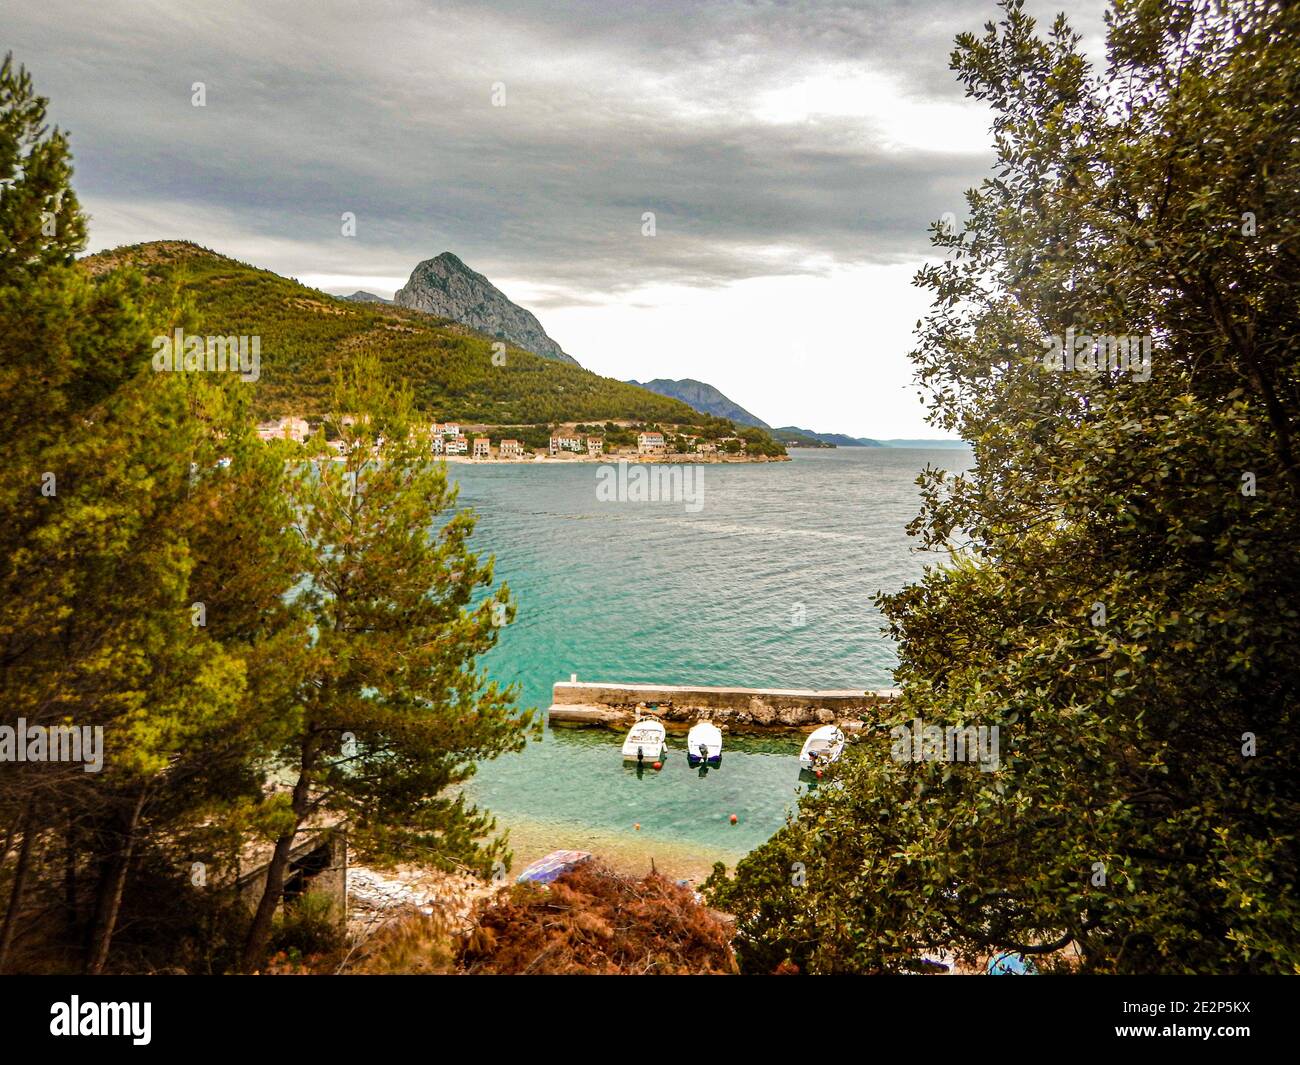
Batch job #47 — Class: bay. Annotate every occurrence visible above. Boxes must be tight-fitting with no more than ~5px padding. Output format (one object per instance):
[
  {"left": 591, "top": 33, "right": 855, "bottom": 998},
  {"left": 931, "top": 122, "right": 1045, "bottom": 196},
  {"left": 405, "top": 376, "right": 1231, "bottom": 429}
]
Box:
[{"left": 449, "top": 446, "right": 974, "bottom": 878}]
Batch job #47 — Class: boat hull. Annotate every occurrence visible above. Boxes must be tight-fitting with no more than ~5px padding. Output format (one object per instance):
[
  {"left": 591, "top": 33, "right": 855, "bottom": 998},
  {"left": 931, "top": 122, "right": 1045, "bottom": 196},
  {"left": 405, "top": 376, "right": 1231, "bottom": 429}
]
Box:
[
  {"left": 798, "top": 725, "right": 845, "bottom": 769},
  {"left": 686, "top": 723, "right": 723, "bottom": 767},
  {"left": 621, "top": 722, "right": 667, "bottom": 762},
  {"left": 623, "top": 745, "right": 666, "bottom": 762}
]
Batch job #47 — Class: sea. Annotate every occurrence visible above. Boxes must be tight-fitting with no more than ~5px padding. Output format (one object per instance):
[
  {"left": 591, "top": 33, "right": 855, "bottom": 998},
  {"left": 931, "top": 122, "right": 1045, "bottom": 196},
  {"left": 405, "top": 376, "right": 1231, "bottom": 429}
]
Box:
[{"left": 448, "top": 446, "right": 974, "bottom": 880}]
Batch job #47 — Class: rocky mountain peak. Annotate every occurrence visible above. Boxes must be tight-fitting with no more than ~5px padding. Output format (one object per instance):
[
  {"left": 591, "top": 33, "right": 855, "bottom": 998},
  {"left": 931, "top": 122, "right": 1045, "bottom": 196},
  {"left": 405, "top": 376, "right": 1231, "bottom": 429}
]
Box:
[{"left": 394, "top": 253, "right": 577, "bottom": 365}]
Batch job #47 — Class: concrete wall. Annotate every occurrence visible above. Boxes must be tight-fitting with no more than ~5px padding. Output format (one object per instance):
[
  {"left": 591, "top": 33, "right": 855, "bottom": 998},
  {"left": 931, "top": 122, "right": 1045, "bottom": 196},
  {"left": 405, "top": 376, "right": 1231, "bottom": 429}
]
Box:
[{"left": 548, "top": 680, "right": 899, "bottom": 733}]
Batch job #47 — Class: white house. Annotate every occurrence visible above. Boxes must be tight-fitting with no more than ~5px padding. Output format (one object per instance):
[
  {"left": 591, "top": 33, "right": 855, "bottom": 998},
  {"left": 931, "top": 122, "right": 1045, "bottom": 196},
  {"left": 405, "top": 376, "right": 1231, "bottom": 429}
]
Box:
[
  {"left": 446, "top": 435, "right": 468, "bottom": 455},
  {"left": 549, "top": 434, "right": 582, "bottom": 455},
  {"left": 586, "top": 436, "right": 604, "bottom": 456},
  {"left": 472, "top": 436, "right": 491, "bottom": 459},
  {"left": 499, "top": 438, "right": 523, "bottom": 460},
  {"left": 256, "top": 416, "right": 310, "bottom": 443},
  {"left": 637, "top": 430, "right": 665, "bottom": 454}
]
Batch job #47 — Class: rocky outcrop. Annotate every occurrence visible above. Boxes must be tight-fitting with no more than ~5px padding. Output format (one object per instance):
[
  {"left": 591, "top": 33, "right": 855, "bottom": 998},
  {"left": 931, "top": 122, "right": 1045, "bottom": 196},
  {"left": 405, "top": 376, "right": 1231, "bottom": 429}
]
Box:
[{"left": 394, "top": 252, "right": 578, "bottom": 365}]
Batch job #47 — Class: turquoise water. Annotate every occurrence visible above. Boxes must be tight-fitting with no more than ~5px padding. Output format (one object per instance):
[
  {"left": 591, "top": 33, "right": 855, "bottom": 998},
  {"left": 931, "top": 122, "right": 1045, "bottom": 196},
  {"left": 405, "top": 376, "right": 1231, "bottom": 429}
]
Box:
[{"left": 449, "top": 447, "right": 974, "bottom": 875}]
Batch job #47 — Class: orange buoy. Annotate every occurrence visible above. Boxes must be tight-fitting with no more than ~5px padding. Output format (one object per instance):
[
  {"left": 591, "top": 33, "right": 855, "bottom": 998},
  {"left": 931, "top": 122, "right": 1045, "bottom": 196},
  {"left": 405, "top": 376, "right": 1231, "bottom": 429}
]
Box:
[
  {"left": 634, "top": 822, "right": 641, "bottom": 831},
  {"left": 652, "top": 761, "right": 662, "bottom": 770},
  {"left": 729, "top": 814, "right": 738, "bottom": 824}
]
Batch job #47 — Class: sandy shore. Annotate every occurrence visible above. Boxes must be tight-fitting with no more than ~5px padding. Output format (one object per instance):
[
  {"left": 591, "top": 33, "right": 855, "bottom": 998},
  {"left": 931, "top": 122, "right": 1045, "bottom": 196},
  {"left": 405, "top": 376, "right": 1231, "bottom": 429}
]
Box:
[{"left": 494, "top": 814, "right": 746, "bottom": 884}]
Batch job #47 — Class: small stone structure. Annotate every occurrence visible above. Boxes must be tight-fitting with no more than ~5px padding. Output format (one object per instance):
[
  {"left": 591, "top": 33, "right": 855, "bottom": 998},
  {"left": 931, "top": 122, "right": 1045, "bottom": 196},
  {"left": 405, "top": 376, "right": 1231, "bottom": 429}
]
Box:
[
  {"left": 548, "top": 680, "right": 899, "bottom": 733},
  {"left": 236, "top": 826, "right": 348, "bottom": 929}
]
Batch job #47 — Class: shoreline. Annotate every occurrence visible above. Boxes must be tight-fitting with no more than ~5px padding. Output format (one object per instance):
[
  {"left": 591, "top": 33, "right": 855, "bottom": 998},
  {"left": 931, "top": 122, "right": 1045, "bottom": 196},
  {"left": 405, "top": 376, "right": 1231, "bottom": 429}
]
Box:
[
  {"left": 441, "top": 453, "right": 790, "bottom": 465},
  {"left": 316, "top": 451, "right": 789, "bottom": 466},
  {"left": 495, "top": 812, "right": 746, "bottom": 883}
]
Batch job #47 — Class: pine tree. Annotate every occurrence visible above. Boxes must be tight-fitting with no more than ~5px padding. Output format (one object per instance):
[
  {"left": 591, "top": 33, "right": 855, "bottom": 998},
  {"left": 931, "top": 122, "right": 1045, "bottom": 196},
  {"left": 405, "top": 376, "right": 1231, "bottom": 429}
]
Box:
[
  {"left": 239, "top": 355, "right": 533, "bottom": 970},
  {"left": 0, "top": 54, "right": 303, "bottom": 972}
]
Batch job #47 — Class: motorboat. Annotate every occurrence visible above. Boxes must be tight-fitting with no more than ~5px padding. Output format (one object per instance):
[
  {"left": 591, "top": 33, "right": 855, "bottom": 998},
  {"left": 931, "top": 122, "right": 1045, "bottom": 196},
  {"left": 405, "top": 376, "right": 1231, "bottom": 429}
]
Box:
[
  {"left": 686, "top": 721, "right": 722, "bottom": 767},
  {"left": 621, "top": 718, "right": 667, "bottom": 764},
  {"left": 798, "top": 725, "right": 845, "bottom": 770}
]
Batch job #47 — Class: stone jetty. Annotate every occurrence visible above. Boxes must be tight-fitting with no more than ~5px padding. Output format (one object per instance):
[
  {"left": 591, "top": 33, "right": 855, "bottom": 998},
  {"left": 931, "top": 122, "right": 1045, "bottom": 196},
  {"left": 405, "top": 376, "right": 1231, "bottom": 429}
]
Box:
[{"left": 548, "top": 679, "right": 899, "bottom": 734}]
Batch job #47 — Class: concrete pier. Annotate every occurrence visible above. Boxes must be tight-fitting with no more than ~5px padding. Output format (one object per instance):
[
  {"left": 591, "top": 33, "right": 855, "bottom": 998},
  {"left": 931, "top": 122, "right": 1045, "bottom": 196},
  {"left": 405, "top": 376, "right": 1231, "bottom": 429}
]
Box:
[{"left": 548, "top": 679, "right": 899, "bottom": 733}]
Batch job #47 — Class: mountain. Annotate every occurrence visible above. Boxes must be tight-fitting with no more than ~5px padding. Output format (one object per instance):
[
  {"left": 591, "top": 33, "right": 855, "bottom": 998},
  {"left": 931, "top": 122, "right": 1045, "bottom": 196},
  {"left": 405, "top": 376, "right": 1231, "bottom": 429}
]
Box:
[
  {"left": 770, "top": 427, "right": 835, "bottom": 447},
  {"left": 774, "top": 427, "right": 882, "bottom": 447},
  {"left": 394, "top": 252, "right": 578, "bottom": 365},
  {"left": 80, "top": 241, "right": 706, "bottom": 426},
  {"left": 340, "top": 290, "right": 391, "bottom": 304},
  {"left": 879, "top": 439, "right": 970, "bottom": 449},
  {"left": 772, "top": 427, "right": 968, "bottom": 448},
  {"left": 627, "top": 378, "right": 770, "bottom": 428}
]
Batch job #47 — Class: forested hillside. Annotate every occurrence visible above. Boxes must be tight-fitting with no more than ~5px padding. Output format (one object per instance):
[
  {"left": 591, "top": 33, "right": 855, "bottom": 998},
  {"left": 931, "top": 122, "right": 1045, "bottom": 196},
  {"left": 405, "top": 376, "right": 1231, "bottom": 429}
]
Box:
[{"left": 82, "top": 241, "right": 706, "bottom": 425}]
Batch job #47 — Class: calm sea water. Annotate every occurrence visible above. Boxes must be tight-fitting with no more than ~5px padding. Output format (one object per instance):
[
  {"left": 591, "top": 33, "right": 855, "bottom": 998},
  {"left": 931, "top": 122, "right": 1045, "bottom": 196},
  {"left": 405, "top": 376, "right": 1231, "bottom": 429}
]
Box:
[{"left": 448, "top": 447, "right": 974, "bottom": 877}]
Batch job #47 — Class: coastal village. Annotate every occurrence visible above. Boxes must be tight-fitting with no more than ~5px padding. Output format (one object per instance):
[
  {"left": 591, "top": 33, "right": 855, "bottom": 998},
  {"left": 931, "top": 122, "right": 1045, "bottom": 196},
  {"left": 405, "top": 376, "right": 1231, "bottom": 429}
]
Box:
[{"left": 253, "top": 416, "right": 788, "bottom": 462}]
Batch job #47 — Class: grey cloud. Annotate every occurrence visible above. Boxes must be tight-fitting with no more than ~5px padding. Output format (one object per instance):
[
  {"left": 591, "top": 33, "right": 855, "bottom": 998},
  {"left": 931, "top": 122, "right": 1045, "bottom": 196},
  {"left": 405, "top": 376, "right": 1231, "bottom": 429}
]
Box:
[{"left": 9, "top": 0, "right": 1105, "bottom": 295}]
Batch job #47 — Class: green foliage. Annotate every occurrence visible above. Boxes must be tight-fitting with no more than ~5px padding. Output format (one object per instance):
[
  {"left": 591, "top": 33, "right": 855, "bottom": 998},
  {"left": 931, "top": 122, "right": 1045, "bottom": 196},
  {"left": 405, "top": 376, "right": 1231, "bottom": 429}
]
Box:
[
  {"left": 736, "top": 428, "right": 785, "bottom": 457},
  {"left": 602, "top": 426, "right": 637, "bottom": 448},
  {"left": 269, "top": 891, "right": 343, "bottom": 959},
  {"left": 0, "top": 57, "right": 534, "bottom": 975},
  {"left": 489, "top": 424, "right": 552, "bottom": 450},
  {"left": 0, "top": 53, "right": 85, "bottom": 280},
  {"left": 238, "top": 354, "right": 536, "bottom": 969},
  {"left": 284, "top": 356, "right": 534, "bottom": 872},
  {"left": 770, "top": 427, "right": 835, "bottom": 448},
  {"left": 0, "top": 53, "right": 305, "bottom": 974},
  {"left": 710, "top": 0, "right": 1300, "bottom": 974}
]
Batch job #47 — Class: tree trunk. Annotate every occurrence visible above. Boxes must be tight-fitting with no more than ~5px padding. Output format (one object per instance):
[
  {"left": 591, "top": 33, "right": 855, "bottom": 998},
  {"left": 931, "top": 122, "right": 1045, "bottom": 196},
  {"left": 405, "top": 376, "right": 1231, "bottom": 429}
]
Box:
[
  {"left": 1, "top": 815, "right": 15, "bottom": 866},
  {"left": 239, "top": 828, "right": 297, "bottom": 972},
  {"left": 84, "top": 789, "right": 146, "bottom": 975},
  {"left": 0, "top": 801, "right": 37, "bottom": 972},
  {"left": 63, "top": 813, "right": 78, "bottom": 933},
  {"left": 239, "top": 761, "right": 314, "bottom": 972}
]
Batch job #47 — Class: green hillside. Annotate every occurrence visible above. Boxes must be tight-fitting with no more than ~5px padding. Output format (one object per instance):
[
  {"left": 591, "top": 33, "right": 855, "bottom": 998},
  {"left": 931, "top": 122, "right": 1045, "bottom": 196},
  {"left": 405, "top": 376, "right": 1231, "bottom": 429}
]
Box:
[
  {"left": 770, "top": 427, "right": 834, "bottom": 447},
  {"left": 81, "top": 241, "right": 715, "bottom": 427}
]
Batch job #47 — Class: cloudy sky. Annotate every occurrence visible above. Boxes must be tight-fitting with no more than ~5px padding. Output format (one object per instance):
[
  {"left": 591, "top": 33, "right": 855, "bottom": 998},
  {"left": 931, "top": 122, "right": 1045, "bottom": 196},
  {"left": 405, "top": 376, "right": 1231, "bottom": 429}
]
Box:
[{"left": 10, "top": 0, "right": 1105, "bottom": 438}]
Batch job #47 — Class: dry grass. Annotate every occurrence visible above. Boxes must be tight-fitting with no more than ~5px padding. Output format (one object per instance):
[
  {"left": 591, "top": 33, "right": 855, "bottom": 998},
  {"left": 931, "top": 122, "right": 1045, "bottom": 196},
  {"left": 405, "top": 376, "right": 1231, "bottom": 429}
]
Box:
[
  {"left": 456, "top": 863, "right": 737, "bottom": 975},
  {"left": 346, "top": 910, "right": 460, "bottom": 974}
]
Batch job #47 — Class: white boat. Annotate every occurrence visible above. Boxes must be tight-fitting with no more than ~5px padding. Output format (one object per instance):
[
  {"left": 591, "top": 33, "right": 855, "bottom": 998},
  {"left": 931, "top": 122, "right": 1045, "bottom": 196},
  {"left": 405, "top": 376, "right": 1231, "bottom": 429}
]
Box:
[
  {"left": 686, "top": 721, "right": 722, "bottom": 767},
  {"left": 621, "top": 719, "right": 667, "bottom": 763},
  {"left": 799, "top": 725, "right": 845, "bottom": 770}
]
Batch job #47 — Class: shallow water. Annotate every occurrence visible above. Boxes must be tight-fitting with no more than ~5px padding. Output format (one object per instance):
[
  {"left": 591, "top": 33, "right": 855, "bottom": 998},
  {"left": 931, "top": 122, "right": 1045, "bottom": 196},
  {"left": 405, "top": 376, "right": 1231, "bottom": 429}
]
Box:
[{"left": 449, "top": 447, "right": 974, "bottom": 877}]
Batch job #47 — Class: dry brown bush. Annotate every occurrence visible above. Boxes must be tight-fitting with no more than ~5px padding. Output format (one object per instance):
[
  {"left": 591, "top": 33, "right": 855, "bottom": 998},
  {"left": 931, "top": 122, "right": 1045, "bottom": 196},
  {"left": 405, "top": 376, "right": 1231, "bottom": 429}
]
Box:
[{"left": 457, "top": 863, "right": 736, "bottom": 975}]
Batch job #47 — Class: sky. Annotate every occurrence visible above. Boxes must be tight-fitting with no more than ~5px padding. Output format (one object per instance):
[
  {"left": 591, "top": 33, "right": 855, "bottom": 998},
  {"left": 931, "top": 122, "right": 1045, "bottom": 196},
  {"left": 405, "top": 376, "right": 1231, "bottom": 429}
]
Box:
[{"left": 9, "top": 0, "right": 1107, "bottom": 438}]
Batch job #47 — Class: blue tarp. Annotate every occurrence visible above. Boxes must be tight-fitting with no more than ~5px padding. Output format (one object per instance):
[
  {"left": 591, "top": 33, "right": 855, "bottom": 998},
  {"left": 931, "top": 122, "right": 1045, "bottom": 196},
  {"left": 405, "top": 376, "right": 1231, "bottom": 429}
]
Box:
[{"left": 515, "top": 850, "right": 593, "bottom": 884}]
